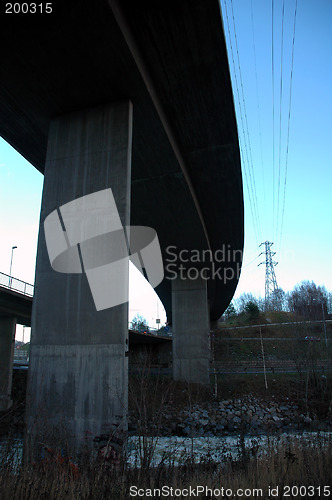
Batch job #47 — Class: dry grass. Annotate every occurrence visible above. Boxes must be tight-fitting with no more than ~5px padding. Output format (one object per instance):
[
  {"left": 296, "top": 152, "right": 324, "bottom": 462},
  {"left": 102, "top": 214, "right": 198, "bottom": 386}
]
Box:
[
  {"left": 1, "top": 356, "right": 331, "bottom": 498},
  {"left": 0, "top": 434, "right": 331, "bottom": 499}
]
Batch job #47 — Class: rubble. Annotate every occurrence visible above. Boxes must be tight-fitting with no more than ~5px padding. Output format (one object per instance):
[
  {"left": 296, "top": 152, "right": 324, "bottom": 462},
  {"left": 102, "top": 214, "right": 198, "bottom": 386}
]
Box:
[{"left": 128, "top": 394, "right": 331, "bottom": 437}]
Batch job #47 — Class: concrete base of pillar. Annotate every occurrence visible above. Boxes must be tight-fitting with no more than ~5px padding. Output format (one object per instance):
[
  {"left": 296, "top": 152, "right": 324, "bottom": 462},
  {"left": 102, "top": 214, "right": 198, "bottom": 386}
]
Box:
[
  {"left": 0, "top": 317, "right": 16, "bottom": 411},
  {"left": 172, "top": 276, "right": 210, "bottom": 385},
  {"left": 25, "top": 344, "right": 127, "bottom": 459}
]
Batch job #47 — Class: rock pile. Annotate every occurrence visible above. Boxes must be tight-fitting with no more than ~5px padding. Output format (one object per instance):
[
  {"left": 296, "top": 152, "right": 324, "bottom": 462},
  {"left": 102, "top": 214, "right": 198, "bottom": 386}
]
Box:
[{"left": 129, "top": 394, "right": 331, "bottom": 437}]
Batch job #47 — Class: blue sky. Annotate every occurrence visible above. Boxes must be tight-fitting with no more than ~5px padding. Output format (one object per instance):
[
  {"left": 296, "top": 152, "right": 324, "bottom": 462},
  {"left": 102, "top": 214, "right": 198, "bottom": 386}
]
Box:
[{"left": 1, "top": 0, "right": 331, "bottom": 339}]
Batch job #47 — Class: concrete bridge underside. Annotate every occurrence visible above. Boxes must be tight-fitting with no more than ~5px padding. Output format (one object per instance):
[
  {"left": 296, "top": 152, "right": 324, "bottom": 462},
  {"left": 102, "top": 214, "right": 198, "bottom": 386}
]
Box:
[{"left": 0, "top": 0, "right": 243, "bottom": 460}]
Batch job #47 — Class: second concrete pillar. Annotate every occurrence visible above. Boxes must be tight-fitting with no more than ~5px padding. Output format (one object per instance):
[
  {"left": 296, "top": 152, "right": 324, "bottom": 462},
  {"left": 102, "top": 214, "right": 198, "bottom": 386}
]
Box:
[{"left": 172, "top": 275, "right": 210, "bottom": 386}]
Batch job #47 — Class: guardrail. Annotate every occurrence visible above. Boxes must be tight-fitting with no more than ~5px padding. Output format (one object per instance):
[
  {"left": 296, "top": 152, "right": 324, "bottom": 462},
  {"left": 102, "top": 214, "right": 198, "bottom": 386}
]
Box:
[
  {"left": 0, "top": 271, "right": 34, "bottom": 297},
  {"left": 14, "top": 350, "right": 29, "bottom": 361}
]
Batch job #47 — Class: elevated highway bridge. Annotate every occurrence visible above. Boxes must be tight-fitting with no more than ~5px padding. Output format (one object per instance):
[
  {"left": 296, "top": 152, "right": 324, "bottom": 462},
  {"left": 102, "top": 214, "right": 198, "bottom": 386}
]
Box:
[{"left": 0, "top": 0, "right": 244, "bottom": 460}]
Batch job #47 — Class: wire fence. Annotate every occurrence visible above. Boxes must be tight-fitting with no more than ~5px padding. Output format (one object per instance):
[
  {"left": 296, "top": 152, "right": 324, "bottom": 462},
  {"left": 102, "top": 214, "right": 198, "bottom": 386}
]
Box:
[{"left": 0, "top": 271, "right": 34, "bottom": 297}]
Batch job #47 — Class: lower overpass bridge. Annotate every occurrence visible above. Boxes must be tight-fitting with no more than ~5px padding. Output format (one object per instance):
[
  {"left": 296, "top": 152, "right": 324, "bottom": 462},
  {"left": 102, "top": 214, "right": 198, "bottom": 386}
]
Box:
[{"left": 0, "top": 272, "right": 33, "bottom": 411}]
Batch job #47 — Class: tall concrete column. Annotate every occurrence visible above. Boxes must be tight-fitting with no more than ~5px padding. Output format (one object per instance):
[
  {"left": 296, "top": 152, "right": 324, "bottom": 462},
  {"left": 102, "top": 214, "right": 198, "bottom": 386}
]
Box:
[
  {"left": 25, "top": 101, "right": 132, "bottom": 462},
  {"left": 0, "top": 317, "right": 16, "bottom": 411},
  {"left": 172, "top": 275, "right": 210, "bottom": 385}
]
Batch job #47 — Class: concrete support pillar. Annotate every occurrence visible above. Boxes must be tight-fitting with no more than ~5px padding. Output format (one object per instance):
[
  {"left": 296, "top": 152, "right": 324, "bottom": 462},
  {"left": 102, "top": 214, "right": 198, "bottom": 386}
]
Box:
[
  {"left": 0, "top": 317, "right": 16, "bottom": 411},
  {"left": 172, "top": 275, "right": 210, "bottom": 385},
  {"left": 25, "top": 101, "right": 132, "bottom": 462}
]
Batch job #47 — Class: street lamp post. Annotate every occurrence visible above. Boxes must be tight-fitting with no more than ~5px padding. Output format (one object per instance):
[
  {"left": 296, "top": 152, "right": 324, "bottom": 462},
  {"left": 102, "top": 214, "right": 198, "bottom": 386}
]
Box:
[
  {"left": 313, "top": 297, "right": 328, "bottom": 348},
  {"left": 321, "top": 302, "right": 328, "bottom": 348},
  {"left": 9, "top": 245, "right": 17, "bottom": 288}
]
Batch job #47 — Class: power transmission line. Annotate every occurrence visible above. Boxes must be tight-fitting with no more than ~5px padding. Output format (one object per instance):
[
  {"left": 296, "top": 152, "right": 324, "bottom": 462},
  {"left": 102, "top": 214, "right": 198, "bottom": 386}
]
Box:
[
  {"left": 276, "top": 0, "right": 285, "bottom": 241},
  {"left": 250, "top": 0, "right": 266, "bottom": 219},
  {"left": 270, "top": 0, "right": 298, "bottom": 251},
  {"left": 222, "top": 0, "right": 298, "bottom": 272},
  {"left": 278, "top": 0, "right": 298, "bottom": 249},
  {"left": 222, "top": 0, "right": 261, "bottom": 245},
  {"left": 271, "top": 0, "right": 276, "bottom": 239},
  {"left": 230, "top": 0, "right": 261, "bottom": 243}
]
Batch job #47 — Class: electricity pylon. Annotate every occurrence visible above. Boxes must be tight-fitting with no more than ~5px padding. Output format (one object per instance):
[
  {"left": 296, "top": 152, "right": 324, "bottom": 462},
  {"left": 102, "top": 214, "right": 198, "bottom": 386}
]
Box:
[{"left": 258, "top": 241, "right": 278, "bottom": 311}]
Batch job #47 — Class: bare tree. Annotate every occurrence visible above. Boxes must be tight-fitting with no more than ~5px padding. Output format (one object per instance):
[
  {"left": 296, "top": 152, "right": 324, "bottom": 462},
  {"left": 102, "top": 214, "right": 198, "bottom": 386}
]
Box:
[
  {"left": 287, "top": 281, "right": 328, "bottom": 320},
  {"left": 234, "top": 293, "right": 259, "bottom": 314}
]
